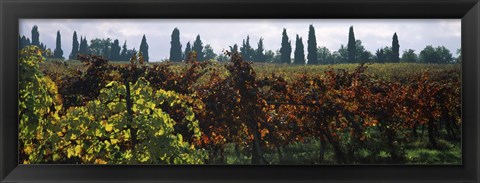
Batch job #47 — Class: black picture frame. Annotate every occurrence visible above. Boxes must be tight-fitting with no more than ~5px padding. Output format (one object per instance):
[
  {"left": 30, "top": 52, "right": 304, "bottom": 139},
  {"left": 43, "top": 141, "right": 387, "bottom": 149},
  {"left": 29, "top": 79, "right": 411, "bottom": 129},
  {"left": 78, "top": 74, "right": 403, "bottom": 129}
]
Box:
[{"left": 1, "top": 0, "right": 479, "bottom": 182}]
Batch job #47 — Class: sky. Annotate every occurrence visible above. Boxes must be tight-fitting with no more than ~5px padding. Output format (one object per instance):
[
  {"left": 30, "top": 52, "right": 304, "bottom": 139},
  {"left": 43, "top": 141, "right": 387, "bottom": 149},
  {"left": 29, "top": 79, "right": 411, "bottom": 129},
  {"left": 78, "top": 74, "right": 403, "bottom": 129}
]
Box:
[{"left": 19, "top": 19, "right": 461, "bottom": 62}]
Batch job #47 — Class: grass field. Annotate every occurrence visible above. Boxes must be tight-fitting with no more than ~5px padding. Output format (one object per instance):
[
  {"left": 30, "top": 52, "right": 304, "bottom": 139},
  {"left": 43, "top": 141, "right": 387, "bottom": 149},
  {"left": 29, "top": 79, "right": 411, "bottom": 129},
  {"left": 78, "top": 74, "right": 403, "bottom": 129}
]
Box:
[
  {"left": 49, "top": 59, "right": 461, "bottom": 82},
  {"left": 216, "top": 132, "right": 461, "bottom": 165}
]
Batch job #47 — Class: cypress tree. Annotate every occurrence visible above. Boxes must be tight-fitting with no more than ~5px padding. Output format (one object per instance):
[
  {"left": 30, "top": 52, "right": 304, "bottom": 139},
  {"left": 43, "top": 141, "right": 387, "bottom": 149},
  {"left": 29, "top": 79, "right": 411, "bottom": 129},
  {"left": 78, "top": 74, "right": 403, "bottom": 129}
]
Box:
[
  {"left": 294, "top": 35, "right": 305, "bottom": 64},
  {"left": 192, "top": 35, "right": 204, "bottom": 61},
  {"left": 79, "top": 36, "right": 89, "bottom": 55},
  {"left": 247, "top": 37, "right": 254, "bottom": 60},
  {"left": 78, "top": 36, "right": 83, "bottom": 53},
  {"left": 84, "top": 37, "right": 89, "bottom": 54},
  {"left": 79, "top": 37, "right": 83, "bottom": 54},
  {"left": 69, "top": 31, "right": 79, "bottom": 59},
  {"left": 139, "top": 34, "right": 149, "bottom": 62},
  {"left": 31, "top": 25, "right": 40, "bottom": 46},
  {"left": 229, "top": 44, "right": 239, "bottom": 53},
  {"left": 184, "top": 41, "right": 191, "bottom": 61},
  {"left": 103, "top": 40, "right": 111, "bottom": 59},
  {"left": 307, "top": 24, "right": 318, "bottom": 64},
  {"left": 39, "top": 43, "right": 47, "bottom": 51},
  {"left": 392, "top": 32, "right": 400, "bottom": 63},
  {"left": 85, "top": 37, "right": 89, "bottom": 54},
  {"left": 240, "top": 35, "right": 254, "bottom": 61},
  {"left": 280, "top": 28, "right": 292, "bottom": 64},
  {"left": 18, "top": 35, "right": 22, "bottom": 49},
  {"left": 347, "top": 26, "right": 356, "bottom": 63},
  {"left": 241, "top": 39, "right": 246, "bottom": 59},
  {"left": 19, "top": 35, "right": 30, "bottom": 49},
  {"left": 53, "top": 31, "right": 64, "bottom": 59},
  {"left": 169, "top": 28, "right": 182, "bottom": 62},
  {"left": 120, "top": 41, "right": 128, "bottom": 61},
  {"left": 126, "top": 47, "right": 136, "bottom": 61},
  {"left": 254, "top": 37, "right": 266, "bottom": 62},
  {"left": 376, "top": 48, "right": 385, "bottom": 63},
  {"left": 110, "top": 39, "right": 121, "bottom": 61}
]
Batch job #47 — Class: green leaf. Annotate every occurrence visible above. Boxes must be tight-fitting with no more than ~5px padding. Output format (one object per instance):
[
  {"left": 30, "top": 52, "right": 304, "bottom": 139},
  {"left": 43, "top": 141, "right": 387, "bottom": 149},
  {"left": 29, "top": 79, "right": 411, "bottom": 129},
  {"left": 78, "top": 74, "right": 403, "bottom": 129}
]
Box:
[{"left": 106, "top": 81, "right": 115, "bottom": 87}]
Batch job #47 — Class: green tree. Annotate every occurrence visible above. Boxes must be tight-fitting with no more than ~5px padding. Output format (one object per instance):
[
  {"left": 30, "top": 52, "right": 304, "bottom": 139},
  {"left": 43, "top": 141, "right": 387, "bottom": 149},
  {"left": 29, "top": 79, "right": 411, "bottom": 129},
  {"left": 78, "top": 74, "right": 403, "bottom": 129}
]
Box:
[
  {"left": 19, "top": 35, "right": 31, "bottom": 50},
  {"left": 374, "top": 46, "right": 393, "bottom": 63},
  {"left": 273, "top": 50, "right": 282, "bottom": 63},
  {"left": 307, "top": 25, "right": 318, "bottom": 65},
  {"left": 53, "top": 31, "right": 64, "bottom": 59},
  {"left": 436, "top": 46, "right": 454, "bottom": 64},
  {"left": 192, "top": 35, "right": 204, "bottom": 61},
  {"left": 229, "top": 44, "right": 239, "bottom": 53},
  {"left": 203, "top": 44, "right": 216, "bottom": 61},
  {"left": 184, "top": 41, "right": 191, "bottom": 61},
  {"left": 264, "top": 50, "right": 275, "bottom": 62},
  {"left": 120, "top": 41, "right": 129, "bottom": 61},
  {"left": 103, "top": 42, "right": 110, "bottom": 59},
  {"left": 401, "top": 49, "right": 417, "bottom": 62},
  {"left": 254, "top": 37, "right": 266, "bottom": 62},
  {"left": 69, "top": 31, "right": 79, "bottom": 59},
  {"left": 31, "top": 25, "right": 40, "bottom": 46},
  {"left": 139, "top": 34, "right": 149, "bottom": 62},
  {"left": 169, "top": 28, "right": 182, "bottom": 62},
  {"left": 360, "top": 50, "right": 373, "bottom": 63},
  {"left": 419, "top": 45, "right": 453, "bottom": 64},
  {"left": 294, "top": 35, "right": 305, "bottom": 64},
  {"left": 109, "top": 39, "right": 121, "bottom": 61},
  {"left": 354, "top": 40, "right": 367, "bottom": 63},
  {"left": 125, "top": 48, "right": 137, "bottom": 61},
  {"left": 419, "top": 46, "right": 437, "bottom": 63},
  {"left": 384, "top": 47, "right": 393, "bottom": 62},
  {"left": 89, "top": 38, "right": 111, "bottom": 57},
  {"left": 317, "top": 46, "right": 333, "bottom": 64},
  {"left": 347, "top": 26, "right": 356, "bottom": 63},
  {"left": 456, "top": 48, "right": 462, "bottom": 63},
  {"left": 280, "top": 28, "right": 292, "bottom": 64},
  {"left": 39, "top": 43, "right": 47, "bottom": 51},
  {"left": 392, "top": 33, "right": 400, "bottom": 62},
  {"left": 240, "top": 35, "right": 254, "bottom": 61},
  {"left": 79, "top": 36, "right": 89, "bottom": 55},
  {"left": 216, "top": 53, "right": 229, "bottom": 62},
  {"left": 375, "top": 48, "right": 385, "bottom": 63},
  {"left": 332, "top": 45, "right": 348, "bottom": 64}
]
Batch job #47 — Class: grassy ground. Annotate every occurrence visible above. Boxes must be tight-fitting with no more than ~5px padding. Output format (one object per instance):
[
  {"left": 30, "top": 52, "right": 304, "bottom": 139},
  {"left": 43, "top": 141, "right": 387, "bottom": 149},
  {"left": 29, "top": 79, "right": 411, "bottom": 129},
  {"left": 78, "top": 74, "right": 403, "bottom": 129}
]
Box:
[{"left": 215, "top": 136, "right": 461, "bottom": 165}]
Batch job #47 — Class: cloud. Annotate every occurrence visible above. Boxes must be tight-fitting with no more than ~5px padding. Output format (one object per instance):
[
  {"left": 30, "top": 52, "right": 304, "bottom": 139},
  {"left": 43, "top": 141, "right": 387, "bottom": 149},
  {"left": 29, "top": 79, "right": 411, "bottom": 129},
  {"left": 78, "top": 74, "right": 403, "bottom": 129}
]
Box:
[{"left": 19, "top": 19, "right": 461, "bottom": 61}]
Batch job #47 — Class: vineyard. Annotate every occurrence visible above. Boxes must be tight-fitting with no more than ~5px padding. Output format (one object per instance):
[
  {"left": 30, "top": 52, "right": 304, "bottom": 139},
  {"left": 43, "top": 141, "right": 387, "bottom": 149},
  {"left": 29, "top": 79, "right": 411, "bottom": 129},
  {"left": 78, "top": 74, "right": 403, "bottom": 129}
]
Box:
[{"left": 19, "top": 46, "right": 461, "bottom": 165}]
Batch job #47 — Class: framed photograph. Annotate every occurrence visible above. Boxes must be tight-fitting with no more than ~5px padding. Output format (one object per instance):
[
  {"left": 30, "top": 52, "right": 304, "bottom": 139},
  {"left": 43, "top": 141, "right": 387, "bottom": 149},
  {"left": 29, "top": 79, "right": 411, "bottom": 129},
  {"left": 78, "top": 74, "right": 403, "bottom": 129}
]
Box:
[{"left": 1, "top": 0, "right": 479, "bottom": 182}]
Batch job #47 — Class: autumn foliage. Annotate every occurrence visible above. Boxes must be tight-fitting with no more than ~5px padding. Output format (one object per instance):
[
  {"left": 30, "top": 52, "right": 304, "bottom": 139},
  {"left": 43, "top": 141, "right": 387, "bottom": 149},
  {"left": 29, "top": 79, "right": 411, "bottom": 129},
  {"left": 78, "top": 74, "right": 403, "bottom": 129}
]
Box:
[{"left": 20, "top": 46, "right": 461, "bottom": 164}]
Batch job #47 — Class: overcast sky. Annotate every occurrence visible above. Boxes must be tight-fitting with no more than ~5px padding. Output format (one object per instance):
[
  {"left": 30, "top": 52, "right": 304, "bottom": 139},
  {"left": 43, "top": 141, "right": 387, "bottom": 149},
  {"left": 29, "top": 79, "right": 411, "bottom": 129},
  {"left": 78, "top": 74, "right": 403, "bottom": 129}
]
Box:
[{"left": 19, "top": 19, "right": 461, "bottom": 62}]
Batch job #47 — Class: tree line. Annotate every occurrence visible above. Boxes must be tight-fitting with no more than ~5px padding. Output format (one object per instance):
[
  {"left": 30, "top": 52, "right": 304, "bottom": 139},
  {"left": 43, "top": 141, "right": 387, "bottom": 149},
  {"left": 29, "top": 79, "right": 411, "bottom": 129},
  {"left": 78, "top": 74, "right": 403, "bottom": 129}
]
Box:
[
  {"left": 20, "top": 24, "right": 461, "bottom": 64},
  {"left": 19, "top": 26, "right": 150, "bottom": 62}
]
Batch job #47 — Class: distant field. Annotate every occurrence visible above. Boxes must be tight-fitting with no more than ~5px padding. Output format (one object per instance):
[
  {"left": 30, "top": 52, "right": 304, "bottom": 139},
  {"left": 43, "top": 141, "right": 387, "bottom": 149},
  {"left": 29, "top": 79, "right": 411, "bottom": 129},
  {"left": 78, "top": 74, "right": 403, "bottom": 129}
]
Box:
[
  {"left": 51, "top": 59, "right": 461, "bottom": 83},
  {"left": 250, "top": 62, "right": 461, "bottom": 82}
]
